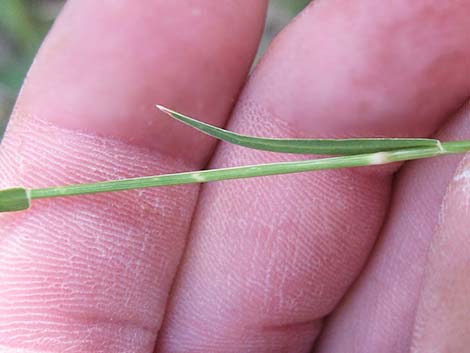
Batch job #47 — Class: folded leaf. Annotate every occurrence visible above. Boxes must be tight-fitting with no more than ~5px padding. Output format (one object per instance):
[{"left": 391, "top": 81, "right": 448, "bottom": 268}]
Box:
[{"left": 157, "top": 105, "right": 440, "bottom": 155}]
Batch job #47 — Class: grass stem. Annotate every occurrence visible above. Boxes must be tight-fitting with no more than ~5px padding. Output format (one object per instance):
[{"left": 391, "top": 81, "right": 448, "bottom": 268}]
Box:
[{"left": 1, "top": 106, "right": 469, "bottom": 213}]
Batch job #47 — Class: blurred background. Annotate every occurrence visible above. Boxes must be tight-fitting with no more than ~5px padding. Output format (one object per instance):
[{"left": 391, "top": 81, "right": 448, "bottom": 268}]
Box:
[{"left": 0, "top": 0, "right": 310, "bottom": 135}]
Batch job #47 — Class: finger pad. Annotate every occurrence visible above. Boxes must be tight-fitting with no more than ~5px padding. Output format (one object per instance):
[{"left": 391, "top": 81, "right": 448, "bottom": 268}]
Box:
[{"left": 0, "top": 116, "right": 197, "bottom": 352}]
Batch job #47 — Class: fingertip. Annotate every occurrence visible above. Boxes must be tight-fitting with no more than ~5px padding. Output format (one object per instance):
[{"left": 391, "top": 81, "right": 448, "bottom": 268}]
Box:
[
  {"left": 15, "top": 0, "right": 267, "bottom": 164},
  {"left": 244, "top": 0, "right": 470, "bottom": 138}
]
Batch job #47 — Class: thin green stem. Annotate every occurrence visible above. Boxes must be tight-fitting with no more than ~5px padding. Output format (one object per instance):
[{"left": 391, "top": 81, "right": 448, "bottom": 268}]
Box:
[
  {"left": 1, "top": 122, "right": 470, "bottom": 213},
  {"left": 441, "top": 140, "right": 470, "bottom": 153},
  {"left": 28, "top": 145, "right": 455, "bottom": 201}
]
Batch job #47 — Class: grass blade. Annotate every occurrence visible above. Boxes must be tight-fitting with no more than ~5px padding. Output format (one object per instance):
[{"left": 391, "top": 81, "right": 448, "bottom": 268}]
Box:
[
  {"left": 23, "top": 146, "right": 445, "bottom": 203},
  {"left": 157, "top": 105, "right": 440, "bottom": 155}
]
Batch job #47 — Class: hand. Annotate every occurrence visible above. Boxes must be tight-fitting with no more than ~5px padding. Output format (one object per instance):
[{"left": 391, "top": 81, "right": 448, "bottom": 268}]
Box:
[{"left": 1, "top": 1, "right": 470, "bottom": 352}]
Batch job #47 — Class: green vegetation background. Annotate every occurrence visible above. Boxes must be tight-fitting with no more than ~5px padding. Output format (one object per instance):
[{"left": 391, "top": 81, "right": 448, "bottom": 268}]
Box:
[{"left": 0, "top": 0, "right": 310, "bottom": 135}]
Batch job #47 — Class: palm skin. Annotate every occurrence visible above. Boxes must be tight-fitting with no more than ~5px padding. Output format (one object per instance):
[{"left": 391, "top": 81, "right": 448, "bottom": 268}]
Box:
[{"left": 1, "top": 1, "right": 470, "bottom": 352}]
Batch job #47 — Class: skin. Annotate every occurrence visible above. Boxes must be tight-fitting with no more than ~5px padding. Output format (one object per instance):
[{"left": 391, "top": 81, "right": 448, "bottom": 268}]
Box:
[{"left": 0, "top": 0, "right": 470, "bottom": 352}]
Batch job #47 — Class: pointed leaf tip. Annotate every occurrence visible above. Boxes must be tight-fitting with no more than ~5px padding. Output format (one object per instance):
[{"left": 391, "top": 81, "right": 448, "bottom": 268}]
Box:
[{"left": 155, "top": 104, "right": 173, "bottom": 115}]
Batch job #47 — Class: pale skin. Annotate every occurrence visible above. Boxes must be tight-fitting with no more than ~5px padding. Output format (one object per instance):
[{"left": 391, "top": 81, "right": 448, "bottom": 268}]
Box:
[{"left": 1, "top": 0, "right": 470, "bottom": 352}]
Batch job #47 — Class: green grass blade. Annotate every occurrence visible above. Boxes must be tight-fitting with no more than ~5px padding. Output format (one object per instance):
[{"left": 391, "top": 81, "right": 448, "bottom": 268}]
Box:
[
  {"left": 157, "top": 105, "right": 440, "bottom": 155},
  {"left": 3, "top": 137, "right": 470, "bottom": 213},
  {"left": 25, "top": 146, "right": 446, "bottom": 203}
]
